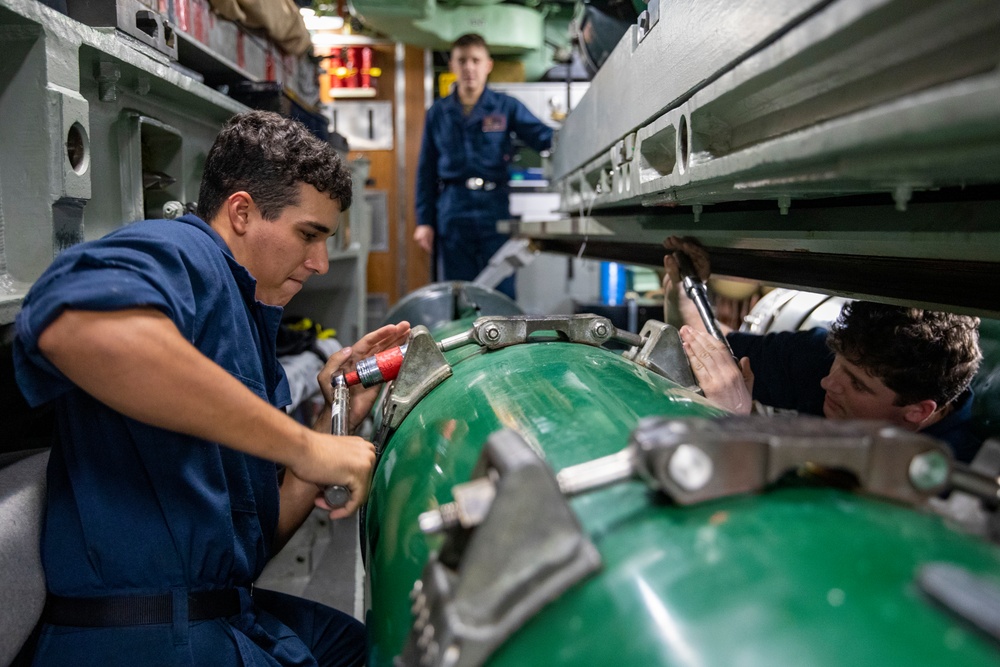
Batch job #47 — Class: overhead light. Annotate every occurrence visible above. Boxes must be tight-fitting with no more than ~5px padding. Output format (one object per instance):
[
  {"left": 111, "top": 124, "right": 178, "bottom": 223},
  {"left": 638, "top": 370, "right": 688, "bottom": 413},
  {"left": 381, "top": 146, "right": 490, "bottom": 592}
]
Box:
[{"left": 300, "top": 8, "right": 345, "bottom": 31}]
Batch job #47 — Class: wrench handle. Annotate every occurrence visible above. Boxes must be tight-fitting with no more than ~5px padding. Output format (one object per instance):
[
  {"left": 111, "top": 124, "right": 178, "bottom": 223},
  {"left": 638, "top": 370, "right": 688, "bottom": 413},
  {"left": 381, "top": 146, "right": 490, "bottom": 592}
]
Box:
[
  {"left": 324, "top": 377, "right": 352, "bottom": 509},
  {"left": 673, "top": 250, "right": 740, "bottom": 365},
  {"left": 323, "top": 484, "right": 351, "bottom": 508}
]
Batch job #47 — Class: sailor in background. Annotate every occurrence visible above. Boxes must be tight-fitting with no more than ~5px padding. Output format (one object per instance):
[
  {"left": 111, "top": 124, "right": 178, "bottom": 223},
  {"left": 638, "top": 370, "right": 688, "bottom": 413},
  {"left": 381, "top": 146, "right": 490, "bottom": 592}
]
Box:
[{"left": 414, "top": 33, "right": 553, "bottom": 299}]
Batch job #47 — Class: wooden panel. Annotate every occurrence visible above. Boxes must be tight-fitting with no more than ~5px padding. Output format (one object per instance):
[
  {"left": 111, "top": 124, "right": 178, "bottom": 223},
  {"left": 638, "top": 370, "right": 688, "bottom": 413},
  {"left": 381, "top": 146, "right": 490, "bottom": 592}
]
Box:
[
  {"left": 359, "top": 44, "right": 430, "bottom": 308},
  {"left": 403, "top": 46, "right": 432, "bottom": 298}
]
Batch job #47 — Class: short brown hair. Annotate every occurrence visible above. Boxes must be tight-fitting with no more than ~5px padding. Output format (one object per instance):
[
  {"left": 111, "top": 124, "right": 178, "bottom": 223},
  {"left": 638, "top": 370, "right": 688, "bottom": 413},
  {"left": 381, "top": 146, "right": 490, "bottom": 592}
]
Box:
[
  {"left": 828, "top": 301, "right": 981, "bottom": 406},
  {"left": 451, "top": 33, "right": 489, "bottom": 54},
  {"left": 197, "top": 110, "right": 351, "bottom": 222}
]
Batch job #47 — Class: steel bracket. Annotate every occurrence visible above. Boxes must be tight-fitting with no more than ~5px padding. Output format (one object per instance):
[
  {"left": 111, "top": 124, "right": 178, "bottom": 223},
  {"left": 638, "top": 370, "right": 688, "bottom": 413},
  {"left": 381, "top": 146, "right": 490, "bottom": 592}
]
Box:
[
  {"left": 621, "top": 319, "right": 700, "bottom": 392},
  {"left": 377, "top": 326, "right": 453, "bottom": 439},
  {"left": 396, "top": 429, "right": 601, "bottom": 667},
  {"left": 470, "top": 314, "right": 639, "bottom": 350},
  {"left": 631, "top": 416, "right": 954, "bottom": 506}
]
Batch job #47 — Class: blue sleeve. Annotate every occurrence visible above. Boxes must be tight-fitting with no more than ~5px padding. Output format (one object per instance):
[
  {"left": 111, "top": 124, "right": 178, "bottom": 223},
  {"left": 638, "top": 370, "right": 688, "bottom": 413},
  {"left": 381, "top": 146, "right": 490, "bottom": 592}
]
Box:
[
  {"left": 13, "top": 229, "right": 211, "bottom": 406},
  {"left": 508, "top": 98, "right": 553, "bottom": 153},
  {"left": 727, "top": 328, "right": 834, "bottom": 415},
  {"left": 415, "top": 106, "right": 441, "bottom": 230},
  {"left": 925, "top": 389, "right": 980, "bottom": 463}
]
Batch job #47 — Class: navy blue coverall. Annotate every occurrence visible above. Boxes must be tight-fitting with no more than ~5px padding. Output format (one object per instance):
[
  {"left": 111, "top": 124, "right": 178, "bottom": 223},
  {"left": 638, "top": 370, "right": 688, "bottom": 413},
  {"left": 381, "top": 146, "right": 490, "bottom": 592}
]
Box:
[
  {"left": 14, "top": 215, "right": 364, "bottom": 666},
  {"left": 415, "top": 87, "right": 553, "bottom": 299}
]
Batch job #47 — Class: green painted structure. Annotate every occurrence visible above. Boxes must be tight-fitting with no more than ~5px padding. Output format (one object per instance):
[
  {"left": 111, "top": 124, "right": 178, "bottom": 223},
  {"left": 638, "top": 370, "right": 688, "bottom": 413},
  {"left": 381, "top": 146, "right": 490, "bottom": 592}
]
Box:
[
  {"left": 347, "top": 0, "right": 545, "bottom": 55},
  {"left": 362, "top": 315, "right": 1000, "bottom": 666}
]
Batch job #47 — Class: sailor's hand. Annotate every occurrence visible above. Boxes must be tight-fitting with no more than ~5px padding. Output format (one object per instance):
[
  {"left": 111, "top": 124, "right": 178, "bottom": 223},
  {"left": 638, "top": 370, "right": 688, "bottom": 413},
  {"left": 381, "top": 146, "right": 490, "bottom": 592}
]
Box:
[
  {"left": 680, "top": 325, "right": 753, "bottom": 415},
  {"left": 414, "top": 226, "right": 434, "bottom": 254},
  {"left": 317, "top": 322, "right": 411, "bottom": 430},
  {"left": 662, "top": 236, "right": 712, "bottom": 294},
  {"left": 294, "top": 431, "right": 376, "bottom": 519}
]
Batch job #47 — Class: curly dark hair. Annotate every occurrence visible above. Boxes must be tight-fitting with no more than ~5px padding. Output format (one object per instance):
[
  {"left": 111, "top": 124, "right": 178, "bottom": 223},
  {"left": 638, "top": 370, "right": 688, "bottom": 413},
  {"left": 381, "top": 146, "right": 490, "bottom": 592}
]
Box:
[
  {"left": 827, "top": 301, "right": 981, "bottom": 407},
  {"left": 197, "top": 111, "right": 351, "bottom": 222}
]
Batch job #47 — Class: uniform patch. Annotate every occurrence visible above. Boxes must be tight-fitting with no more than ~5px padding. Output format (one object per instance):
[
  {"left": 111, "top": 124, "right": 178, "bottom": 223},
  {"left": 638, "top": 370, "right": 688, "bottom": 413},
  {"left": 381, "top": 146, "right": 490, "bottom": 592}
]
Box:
[{"left": 482, "top": 114, "right": 507, "bottom": 133}]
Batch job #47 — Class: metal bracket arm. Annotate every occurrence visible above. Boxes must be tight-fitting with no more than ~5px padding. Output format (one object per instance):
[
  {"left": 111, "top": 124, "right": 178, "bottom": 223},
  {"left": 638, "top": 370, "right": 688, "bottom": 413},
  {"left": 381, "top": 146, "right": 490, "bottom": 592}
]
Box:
[
  {"left": 398, "top": 430, "right": 601, "bottom": 667},
  {"left": 470, "top": 314, "right": 640, "bottom": 350},
  {"left": 621, "top": 319, "right": 700, "bottom": 391},
  {"left": 379, "top": 326, "right": 453, "bottom": 433},
  {"left": 422, "top": 416, "right": 957, "bottom": 536},
  {"left": 630, "top": 416, "right": 954, "bottom": 507}
]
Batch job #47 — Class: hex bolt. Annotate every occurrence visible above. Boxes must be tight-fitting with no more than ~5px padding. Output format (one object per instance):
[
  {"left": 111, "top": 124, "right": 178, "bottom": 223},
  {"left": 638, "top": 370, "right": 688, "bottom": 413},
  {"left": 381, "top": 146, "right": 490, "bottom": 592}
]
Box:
[
  {"left": 778, "top": 195, "right": 791, "bottom": 215},
  {"left": 95, "top": 61, "right": 121, "bottom": 102},
  {"left": 668, "top": 444, "right": 713, "bottom": 491},
  {"left": 908, "top": 450, "right": 950, "bottom": 491},
  {"left": 419, "top": 502, "right": 458, "bottom": 533},
  {"left": 894, "top": 184, "right": 913, "bottom": 212},
  {"left": 163, "top": 201, "right": 185, "bottom": 219},
  {"left": 417, "top": 624, "right": 434, "bottom": 650},
  {"left": 411, "top": 591, "right": 426, "bottom": 618},
  {"left": 638, "top": 10, "right": 650, "bottom": 33},
  {"left": 636, "top": 10, "right": 653, "bottom": 43},
  {"left": 609, "top": 143, "right": 622, "bottom": 167},
  {"left": 442, "top": 645, "right": 461, "bottom": 667},
  {"left": 484, "top": 325, "right": 500, "bottom": 341},
  {"left": 594, "top": 322, "right": 608, "bottom": 338}
]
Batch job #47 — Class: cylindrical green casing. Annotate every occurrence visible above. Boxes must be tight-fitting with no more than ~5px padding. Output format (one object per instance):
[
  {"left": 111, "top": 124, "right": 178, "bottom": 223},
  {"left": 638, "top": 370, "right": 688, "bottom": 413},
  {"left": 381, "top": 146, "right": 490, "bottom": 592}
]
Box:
[{"left": 364, "top": 318, "right": 1000, "bottom": 666}]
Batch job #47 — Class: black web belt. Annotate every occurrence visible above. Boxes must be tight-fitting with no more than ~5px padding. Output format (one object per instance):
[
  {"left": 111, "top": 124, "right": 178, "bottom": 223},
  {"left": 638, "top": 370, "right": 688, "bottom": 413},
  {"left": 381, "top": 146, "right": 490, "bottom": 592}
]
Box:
[
  {"left": 42, "top": 589, "right": 242, "bottom": 627},
  {"left": 444, "top": 177, "right": 499, "bottom": 191}
]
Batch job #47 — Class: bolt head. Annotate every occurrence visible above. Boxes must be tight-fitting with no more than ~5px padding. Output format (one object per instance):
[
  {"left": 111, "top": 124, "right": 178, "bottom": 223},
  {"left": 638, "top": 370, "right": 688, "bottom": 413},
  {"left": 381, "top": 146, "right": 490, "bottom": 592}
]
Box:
[
  {"left": 442, "top": 644, "right": 461, "bottom": 667},
  {"left": 668, "top": 444, "right": 713, "bottom": 491},
  {"left": 594, "top": 323, "right": 608, "bottom": 337},
  {"left": 418, "top": 509, "right": 445, "bottom": 533},
  {"left": 96, "top": 61, "right": 121, "bottom": 80},
  {"left": 162, "top": 201, "right": 184, "bottom": 219},
  {"left": 908, "top": 450, "right": 950, "bottom": 491},
  {"left": 484, "top": 326, "right": 500, "bottom": 341}
]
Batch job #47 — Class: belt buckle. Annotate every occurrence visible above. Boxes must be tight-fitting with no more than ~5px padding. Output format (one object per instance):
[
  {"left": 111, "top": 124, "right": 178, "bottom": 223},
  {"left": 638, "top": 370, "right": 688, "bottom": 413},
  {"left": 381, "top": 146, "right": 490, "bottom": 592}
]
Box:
[{"left": 465, "top": 177, "right": 484, "bottom": 190}]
